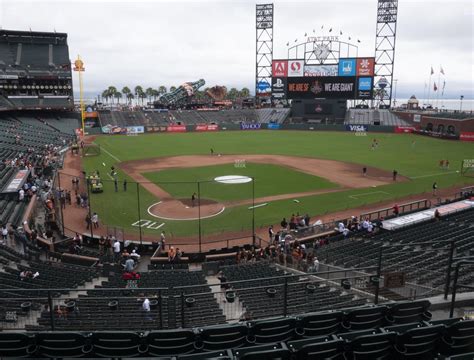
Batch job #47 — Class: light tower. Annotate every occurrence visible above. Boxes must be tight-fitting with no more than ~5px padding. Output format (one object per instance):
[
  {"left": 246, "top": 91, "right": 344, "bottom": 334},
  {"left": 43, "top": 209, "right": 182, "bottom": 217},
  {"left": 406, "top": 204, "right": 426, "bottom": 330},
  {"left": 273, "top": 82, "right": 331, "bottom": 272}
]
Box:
[
  {"left": 255, "top": 4, "right": 273, "bottom": 100},
  {"left": 374, "top": 0, "right": 399, "bottom": 108}
]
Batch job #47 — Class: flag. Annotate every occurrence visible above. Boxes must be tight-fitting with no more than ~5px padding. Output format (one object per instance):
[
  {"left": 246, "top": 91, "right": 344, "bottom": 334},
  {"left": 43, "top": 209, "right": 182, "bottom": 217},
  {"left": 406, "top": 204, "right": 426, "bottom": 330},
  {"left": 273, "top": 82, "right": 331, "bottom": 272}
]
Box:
[
  {"left": 440, "top": 66, "right": 445, "bottom": 75},
  {"left": 442, "top": 81, "right": 446, "bottom": 96},
  {"left": 433, "top": 82, "right": 438, "bottom": 91},
  {"left": 329, "top": 28, "right": 332, "bottom": 32},
  {"left": 286, "top": 42, "right": 289, "bottom": 46},
  {"left": 321, "top": 25, "right": 324, "bottom": 30},
  {"left": 304, "top": 33, "right": 307, "bottom": 37},
  {"left": 340, "top": 30, "right": 343, "bottom": 35},
  {"left": 430, "top": 67, "right": 434, "bottom": 75}
]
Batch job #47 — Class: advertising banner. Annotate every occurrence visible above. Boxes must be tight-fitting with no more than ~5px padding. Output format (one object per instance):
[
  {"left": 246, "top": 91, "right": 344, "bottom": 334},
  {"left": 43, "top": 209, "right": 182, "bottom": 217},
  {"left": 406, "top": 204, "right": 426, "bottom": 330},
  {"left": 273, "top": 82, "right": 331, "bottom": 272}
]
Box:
[
  {"left": 240, "top": 123, "right": 262, "bottom": 130},
  {"left": 271, "top": 77, "right": 287, "bottom": 99},
  {"left": 195, "top": 124, "right": 219, "bottom": 131},
  {"left": 460, "top": 132, "right": 474, "bottom": 142},
  {"left": 267, "top": 123, "right": 281, "bottom": 130},
  {"left": 287, "top": 60, "right": 304, "bottom": 77},
  {"left": 3, "top": 169, "right": 30, "bottom": 193},
  {"left": 304, "top": 64, "right": 338, "bottom": 77},
  {"left": 413, "top": 114, "right": 421, "bottom": 123},
  {"left": 146, "top": 126, "right": 168, "bottom": 133},
  {"left": 338, "top": 58, "right": 356, "bottom": 76},
  {"left": 101, "top": 125, "right": 127, "bottom": 134},
  {"left": 126, "top": 126, "right": 145, "bottom": 134},
  {"left": 167, "top": 125, "right": 187, "bottom": 132},
  {"left": 356, "top": 58, "right": 375, "bottom": 76},
  {"left": 287, "top": 76, "right": 357, "bottom": 99},
  {"left": 346, "top": 124, "right": 368, "bottom": 132},
  {"left": 357, "top": 77, "right": 374, "bottom": 99},
  {"left": 394, "top": 126, "right": 417, "bottom": 133},
  {"left": 272, "top": 60, "right": 288, "bottom": 77}
]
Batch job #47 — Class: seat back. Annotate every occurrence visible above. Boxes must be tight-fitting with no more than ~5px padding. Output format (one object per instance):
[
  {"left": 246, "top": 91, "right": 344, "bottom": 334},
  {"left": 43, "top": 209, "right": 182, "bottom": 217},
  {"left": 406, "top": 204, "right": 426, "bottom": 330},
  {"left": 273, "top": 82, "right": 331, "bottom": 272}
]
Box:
[
  {"left": 92, "top": 331, "right": 144, "bottom": 357},
  {"left": 343, "top": 306, "right": 388, "bottom": 331},
  {"left": 147, "top": 329, "right": 196, "bottom": 356},
  {"left": 441, "top": 319, "right": 474, "bottom": 356},
  {"left": 288, "top": 335, "right": 345, "bottom": 360},
  {"left": 232, "top": 343, "right": 291, "bottom": 360},
  {"left": 297, "top": 310, "right": 343, "bottom": 337},
  {"left": 199, "top": 323, "right": 249, "bottom": 351},
  {"left": 36, "top": 332, "right": 91, "bottom": 358},
  {"left": 248, "top": 317, "right": 296, "bottom": 344},
  {"left": 350, "top": 332, "right": 397, "bottom": 360},
  {"left": 177, "top": 349, "right": 232, "bottom": 359},
  {"left": 388, "top": 300, "right": 432, "bottom": 324},
  {"left": 395, "top": 324, "right": 444, "bottom": 358},
  {"left": 0, "top": 332, "right": 35, "bottom": 357}
]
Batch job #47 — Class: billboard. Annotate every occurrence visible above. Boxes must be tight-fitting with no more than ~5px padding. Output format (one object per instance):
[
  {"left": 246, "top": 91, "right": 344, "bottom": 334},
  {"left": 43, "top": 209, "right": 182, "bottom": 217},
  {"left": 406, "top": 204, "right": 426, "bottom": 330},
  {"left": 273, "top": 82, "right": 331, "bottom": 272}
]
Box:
[
  {"left": 196, "top": 124, "right": 219, "bottom": 131},
  {"left": 357, "top": 77, "right": 373, "bottom": 98},
  {"left": 241, "top": 123, "right": 262, "bottom": 130},
  {"left": 346, "top": 124, "right": 368, "bottom": 132},
  {"left": 304, "top": 65, "right": 338, "bottom": 77},
  {"left": 356, "top": 58, "right": 375, "bottom": 76},
  {"left": 287, "top": 60, "right": 304, "bottom": 77},
  {"left": 272, "top": 60, "right": 288, "bottom": 77},
  {"left": 287, "top": 76, "right": 358, "bottom": 99},
  {"left": 167, "top": 125, "right": 187, "bottom": 132},
  {"left": 338, "top": 58, "right": 356, "bottom": 76},
  {"left": 271, "top": 77, "right": 287, "bottom": 99}
]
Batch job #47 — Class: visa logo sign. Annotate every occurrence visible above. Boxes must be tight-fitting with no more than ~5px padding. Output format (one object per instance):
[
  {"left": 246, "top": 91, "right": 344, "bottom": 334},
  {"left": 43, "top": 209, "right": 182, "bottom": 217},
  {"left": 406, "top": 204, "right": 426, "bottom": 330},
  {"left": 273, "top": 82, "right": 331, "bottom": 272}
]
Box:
[{"left": 346, "top": 125, "right": 368, "bottom": 132}]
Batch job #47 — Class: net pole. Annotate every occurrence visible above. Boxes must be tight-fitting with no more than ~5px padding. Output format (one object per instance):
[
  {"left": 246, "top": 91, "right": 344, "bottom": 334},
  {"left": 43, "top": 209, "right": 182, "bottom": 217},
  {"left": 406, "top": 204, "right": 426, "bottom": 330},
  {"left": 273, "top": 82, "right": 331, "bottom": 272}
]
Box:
[
  {"left": 136, "top": 182, "right": 143, "bottom": 246},
  {"left": 57, "top": 172, "right": 65, "bottom": 235},
  {"left": 198, "top": 181, "right": 202, "bottom": 253}
]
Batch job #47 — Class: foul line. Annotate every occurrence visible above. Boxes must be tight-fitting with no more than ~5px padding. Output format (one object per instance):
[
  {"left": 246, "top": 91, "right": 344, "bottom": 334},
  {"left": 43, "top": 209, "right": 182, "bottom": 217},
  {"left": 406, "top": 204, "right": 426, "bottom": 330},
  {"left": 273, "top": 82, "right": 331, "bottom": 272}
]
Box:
[
  {"left": 349, "top": 191, "right": 390, "bottom": 199},
  {"left": 97, "top": 143, "right": 121, "bottom": 162},
  {"left": 410, "top": 170, "right": 458, "bottom": 179},
  {"left": 248, "top": 203, "right": 268, "bottom": 210}
]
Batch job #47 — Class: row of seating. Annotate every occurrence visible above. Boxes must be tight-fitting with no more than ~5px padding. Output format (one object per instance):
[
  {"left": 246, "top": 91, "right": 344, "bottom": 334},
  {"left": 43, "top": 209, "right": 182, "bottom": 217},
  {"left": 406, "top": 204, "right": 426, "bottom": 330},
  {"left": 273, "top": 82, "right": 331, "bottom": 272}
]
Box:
[{"left": 1, "top": 312, "right": 472, "bottom": 358}]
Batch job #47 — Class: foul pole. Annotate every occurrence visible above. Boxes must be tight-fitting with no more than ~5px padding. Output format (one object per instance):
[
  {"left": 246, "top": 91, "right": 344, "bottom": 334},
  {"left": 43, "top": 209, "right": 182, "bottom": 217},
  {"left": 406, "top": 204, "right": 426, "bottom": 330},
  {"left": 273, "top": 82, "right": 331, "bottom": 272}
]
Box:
[{"left": 73, "top": 56, "right": 86, "bottom": 137}]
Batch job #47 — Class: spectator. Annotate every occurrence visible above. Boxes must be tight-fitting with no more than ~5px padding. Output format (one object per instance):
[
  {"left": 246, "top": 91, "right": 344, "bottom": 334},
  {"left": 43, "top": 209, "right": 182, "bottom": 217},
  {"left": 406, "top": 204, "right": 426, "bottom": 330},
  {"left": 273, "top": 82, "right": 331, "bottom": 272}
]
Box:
[
  {"left": 393, "top": 204, "right": 399, "bottom": 217},
  {"left": 1, "top": 224, "right": 8, "bottom": 244},
  {"left": 131, "top": 249, "right": 141, "bottom": 262},
  {"left": 124, "top": 256, "right": 135, "bottom": 272},
  {"left": 91, "top": 213, "right": 99, "bottom": 229},
  {"left": 313, "top": 257, "right": 320, "bottom": 272},
  {"left": 113, "top": 239, "right": 121, "bottom": 263},
  {"left": 280, "top": 217, "right": 288, "bottom": 229},
  {"left": 168, "top": 246, "right": 176, "bottom": 263},
  {"left": 434, "top": 209, "right": 441, "bottom": 221},
  {"left": 142, "top": 296, "right": 152, "bottom": 320},
  {"left": 268, "top": 225, "right": 274, "bottom": 244}
]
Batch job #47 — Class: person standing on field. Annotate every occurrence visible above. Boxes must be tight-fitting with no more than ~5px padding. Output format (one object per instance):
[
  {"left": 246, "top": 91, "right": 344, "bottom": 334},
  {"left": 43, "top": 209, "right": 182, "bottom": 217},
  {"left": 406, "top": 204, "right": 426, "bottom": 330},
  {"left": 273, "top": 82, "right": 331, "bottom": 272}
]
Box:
[{"left": 432, "top": 182, "right": 438, "bottom": 196}]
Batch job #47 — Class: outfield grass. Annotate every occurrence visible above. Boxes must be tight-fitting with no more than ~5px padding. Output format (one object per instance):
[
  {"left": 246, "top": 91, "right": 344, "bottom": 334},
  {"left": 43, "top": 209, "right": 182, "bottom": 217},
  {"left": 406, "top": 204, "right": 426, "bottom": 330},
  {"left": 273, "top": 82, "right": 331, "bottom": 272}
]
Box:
[
  {"left": 142, "top": 162, "right": 337, "bottom": 202},
  {"left": 82, "top": 131, "right": 474, "bottom": 238}
]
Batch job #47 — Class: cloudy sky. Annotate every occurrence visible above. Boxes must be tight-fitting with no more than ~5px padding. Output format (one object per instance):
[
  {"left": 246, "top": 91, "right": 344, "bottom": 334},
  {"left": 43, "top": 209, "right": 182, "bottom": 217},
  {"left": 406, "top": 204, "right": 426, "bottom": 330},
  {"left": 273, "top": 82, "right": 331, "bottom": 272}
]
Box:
[{"left": 1, "top": 0, "right": 472, "bottom": 99}]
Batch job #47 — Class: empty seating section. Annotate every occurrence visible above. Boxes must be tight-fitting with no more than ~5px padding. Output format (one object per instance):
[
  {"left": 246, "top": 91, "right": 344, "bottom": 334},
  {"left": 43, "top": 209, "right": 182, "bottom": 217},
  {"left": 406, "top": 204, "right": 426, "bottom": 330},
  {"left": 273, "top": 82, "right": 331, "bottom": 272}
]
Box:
[
  {"left": 345, "top": 108, "right": 409, "bottom": 126},
  {"left": 317, "top": 208, "right": 474, "bottom": 296},
  {"left": 35, "top": 269, "right": 226, "bottom": 331},
  {"left": 1, "top": 302, "right": 472, "bottom": 358},
  {"left": 221, "top": 263, "right": 368, "bottom": 319}
]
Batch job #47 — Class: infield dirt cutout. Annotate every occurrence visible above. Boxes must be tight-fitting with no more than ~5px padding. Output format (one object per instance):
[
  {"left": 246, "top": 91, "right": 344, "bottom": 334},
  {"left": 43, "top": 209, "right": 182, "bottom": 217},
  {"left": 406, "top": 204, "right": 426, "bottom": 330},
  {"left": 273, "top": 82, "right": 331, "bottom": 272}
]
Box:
[{"left": 119, "top": 154, "right": 407, "bottom": 221}]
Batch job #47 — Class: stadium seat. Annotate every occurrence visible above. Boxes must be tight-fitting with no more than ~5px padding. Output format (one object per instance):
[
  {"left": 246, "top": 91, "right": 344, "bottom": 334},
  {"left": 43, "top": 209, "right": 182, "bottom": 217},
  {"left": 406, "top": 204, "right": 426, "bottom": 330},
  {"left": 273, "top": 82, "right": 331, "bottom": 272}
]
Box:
[
  {"left": 438, "top": 353, "right": 474, "bottom": 360},
  {"left": 91, "top": 331, "right": 146, "bottom": 357},
  {"left": 36, "top": 332, "right": 92, "bottom": 358},
  {"left": 247, "top": 317, "right": 296, "bottom": 344},
  {"left": 0, "top": 332, "right": 36, "bottom": 358},
  {"left": 146, "top": 329, "right": 196, "bottom": 356},
  {"left": 295, "top": 310, "right": 344, "bottom": 337},
  {"left": 197, "top": 323, "right": 249, "bottom": 351},
  {"left": 439, "top": 319, "right": 474, "bottom": 356},
  {"left": 231, "top": 343, "right": 292, "bottom": 360},
  {"left": 386, "top": 322, "right": 445, "bottom": 358},
  {"left": 387, "top": 300, "right": 432, "bottom": 324},
  {"left": 341, "top": 330, "right": 397, "bottom": 359},
  {"left": 287, "top": 335, "right": 345, "bottom": 359},
  {"left": 342, "top": 305, "right": 389, "bottom": 331},
  {"left": 177, "top": 350, "right": 232, "bottom": 359}
]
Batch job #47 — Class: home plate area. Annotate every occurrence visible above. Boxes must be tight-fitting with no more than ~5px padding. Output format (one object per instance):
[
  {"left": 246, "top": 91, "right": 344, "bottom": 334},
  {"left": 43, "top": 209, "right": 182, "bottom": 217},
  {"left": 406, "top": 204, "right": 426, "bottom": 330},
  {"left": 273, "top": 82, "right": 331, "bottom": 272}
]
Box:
[{"left": 147, "top": 199, "right": 226, "bottom": 221}]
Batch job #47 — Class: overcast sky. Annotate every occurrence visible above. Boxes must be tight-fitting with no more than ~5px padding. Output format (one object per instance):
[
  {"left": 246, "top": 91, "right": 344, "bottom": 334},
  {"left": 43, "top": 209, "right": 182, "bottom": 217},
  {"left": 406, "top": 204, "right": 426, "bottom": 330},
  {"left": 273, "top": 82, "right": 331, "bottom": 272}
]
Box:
[{"left": 0, "top": 0, "right": 473, "bottom": 99}]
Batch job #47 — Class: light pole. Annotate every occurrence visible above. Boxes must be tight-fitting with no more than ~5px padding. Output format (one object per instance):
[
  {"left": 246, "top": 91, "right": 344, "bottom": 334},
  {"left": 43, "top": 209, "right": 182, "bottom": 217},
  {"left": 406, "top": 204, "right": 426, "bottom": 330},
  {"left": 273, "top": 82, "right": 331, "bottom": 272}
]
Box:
[
  {"left": 460, "top": 95, "right": 464, "bottom": 112},
  {"left": 393, "top": 79, "right": 398, "bottom": 108}
]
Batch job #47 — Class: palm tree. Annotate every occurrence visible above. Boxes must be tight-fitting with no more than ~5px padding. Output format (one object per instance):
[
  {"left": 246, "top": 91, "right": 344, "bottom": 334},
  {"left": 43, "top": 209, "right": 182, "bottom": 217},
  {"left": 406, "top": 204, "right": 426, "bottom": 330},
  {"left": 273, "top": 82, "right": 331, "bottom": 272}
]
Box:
[
  {"left": 145, "top": 87, "right": 154, "bottom": 104},
  {"left": 114, "top": 91, "right": 122, "bottom": 104},
  {"left": 158, "top": 86, "right": 167, "bottom": 95},
  {"left": 107, "top": 86, "right": 117, "bottom": 104},
  {"left": 228, "top": 87, "right": 239, "bottom": 100},
  {"left": 152, "top": 89, "right": 160, "bottom": 102},
  {"left": 134, "top": 86, "right": 143, "bottom": 106},
  {"left": 101, "top": 90, "right": 110, "bottom": 104},
  {"left": 169, "top": 86, "right": 177, "bottom": 93},
  {"left": 122, "top": 86, "right": 131, "bottom": 104},
  {"left": 240, "top": 87, "right": 250, "bottom": 98},
  {"left": 126, "top": 93, "right": 134, "bottom": 105}
]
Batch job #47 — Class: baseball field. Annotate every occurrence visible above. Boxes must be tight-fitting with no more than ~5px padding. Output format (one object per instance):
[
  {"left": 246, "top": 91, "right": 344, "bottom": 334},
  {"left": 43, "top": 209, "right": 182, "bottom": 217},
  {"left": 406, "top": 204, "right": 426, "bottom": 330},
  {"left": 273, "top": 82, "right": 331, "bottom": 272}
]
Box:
[{"left": 76, "top": 130, "right": 474, "bottom": 241}]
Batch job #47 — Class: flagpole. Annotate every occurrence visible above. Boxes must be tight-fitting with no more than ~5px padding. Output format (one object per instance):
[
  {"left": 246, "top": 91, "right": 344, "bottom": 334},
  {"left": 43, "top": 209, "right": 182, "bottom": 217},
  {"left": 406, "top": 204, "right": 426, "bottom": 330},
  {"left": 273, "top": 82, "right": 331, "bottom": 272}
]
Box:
[
  {"left": 422, "top": 83, "right": 427, "bottom": 106},
  {"left": 427, "top": 67, "right": 432, "bottom": 107},
  {"left": 436, "top": 66, "right": 441, "bottom": 109}
]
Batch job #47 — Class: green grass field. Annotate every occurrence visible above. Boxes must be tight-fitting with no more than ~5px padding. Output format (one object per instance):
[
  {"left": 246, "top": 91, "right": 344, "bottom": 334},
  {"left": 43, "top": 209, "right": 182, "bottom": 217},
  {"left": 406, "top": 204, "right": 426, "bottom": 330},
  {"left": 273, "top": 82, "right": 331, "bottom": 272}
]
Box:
[
  {"left": 81, "top": 131, "right": 474, "bottom": 239},
  {"left": 142, "top": 162, "right": 337, "bottom": 202}
]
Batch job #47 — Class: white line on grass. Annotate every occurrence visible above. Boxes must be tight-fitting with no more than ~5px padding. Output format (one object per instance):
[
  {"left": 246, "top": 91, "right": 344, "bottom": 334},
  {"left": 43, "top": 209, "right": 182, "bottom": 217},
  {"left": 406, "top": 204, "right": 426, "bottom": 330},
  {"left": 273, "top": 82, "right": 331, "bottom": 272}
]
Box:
[
  {"left": 410, "top": 170, "right": 459, "bottom": 179},
  {"left": 248, "top": 203, "right": 268, "bottom": 210},
  {"left": 97, "top": 143, "right": 121, "bottom": 162},
  {"left": 349, "top": 191, "right": 390, "bottom": 199}
]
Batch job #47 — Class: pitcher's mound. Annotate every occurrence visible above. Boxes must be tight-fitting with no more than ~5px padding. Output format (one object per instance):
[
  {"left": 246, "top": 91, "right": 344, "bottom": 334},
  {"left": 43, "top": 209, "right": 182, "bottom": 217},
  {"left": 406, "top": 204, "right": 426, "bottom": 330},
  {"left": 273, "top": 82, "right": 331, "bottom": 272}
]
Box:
[{"left": 148, "top": 198, "right": 225, "bottom": 221}]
